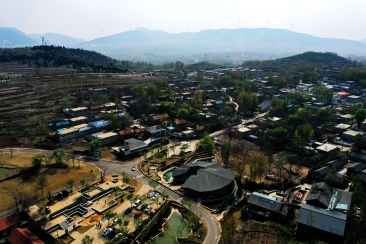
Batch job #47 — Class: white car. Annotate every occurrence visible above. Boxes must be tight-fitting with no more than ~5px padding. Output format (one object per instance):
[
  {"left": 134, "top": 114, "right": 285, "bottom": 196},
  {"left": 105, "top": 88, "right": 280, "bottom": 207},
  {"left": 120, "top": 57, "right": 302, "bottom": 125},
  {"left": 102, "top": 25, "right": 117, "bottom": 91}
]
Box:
[
  {"left": 145, "top": 205, "right": 152, "bottom": 212},
  {"left": 147, "top": 192, "right": 155, "bottom": 198},
  {"left": 102, "top": 228, "right": 113, "bottom": 237},
  {"left": 114, "top": 233, "right": 123, "bottom": 240},
  {"left": 131, "top": 166, "right": 136, "bottom": 171},
  {"left": 111, "top": 218, "right": 119, "bottom": 226},
  {"left": 152, "top": 193, "right": 160, "bottom": 200}
]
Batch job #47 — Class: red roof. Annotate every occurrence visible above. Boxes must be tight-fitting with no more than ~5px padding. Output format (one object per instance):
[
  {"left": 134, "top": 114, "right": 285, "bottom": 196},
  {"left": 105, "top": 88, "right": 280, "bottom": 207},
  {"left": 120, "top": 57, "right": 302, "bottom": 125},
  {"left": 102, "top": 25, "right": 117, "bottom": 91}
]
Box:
[
  {"left": 90, "top": 105, "right": 102, "bottom": 110},
  {"left": 175, "top": 119, "right": 187, "bottom": 125},
  {"left": 119, "top": 129, "right": 133, "bottom": 136},
  {"left": 135, "top": 128, "right": 146, "bottom": 134},
  {"left": 8, "top": 228, "right": 45, "bottom": 244},
  {"left": 196, "top": 125, "right": 205, "bottom": 131},
  {"left": 337, "top": 92, "right": 349, "bottom": 96},
  {"left": 152, "top": 113, "right": 169, "bottom": 121},
  {"left": 0, "top": 214, "right": 19, "bottom": 232}
]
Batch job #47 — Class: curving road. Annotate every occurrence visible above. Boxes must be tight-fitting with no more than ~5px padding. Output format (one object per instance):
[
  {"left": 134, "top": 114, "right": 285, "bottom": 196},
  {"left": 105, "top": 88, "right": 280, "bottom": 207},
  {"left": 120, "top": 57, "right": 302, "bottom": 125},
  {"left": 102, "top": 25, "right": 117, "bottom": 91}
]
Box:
[{"left": 2, "top": 147, "right": 221, "bottom": 244}]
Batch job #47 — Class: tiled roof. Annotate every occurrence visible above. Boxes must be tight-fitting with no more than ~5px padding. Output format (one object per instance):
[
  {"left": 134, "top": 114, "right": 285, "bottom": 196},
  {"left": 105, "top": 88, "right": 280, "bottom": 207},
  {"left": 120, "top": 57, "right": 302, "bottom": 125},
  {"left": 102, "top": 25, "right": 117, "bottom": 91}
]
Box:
[
  {"left": 248, "top": 192, "right": 289, "bottom": 216},
  {"left": 196, "top": 125, "right": 205, "bottom": 131},
  {"left": 174, "top": 119, "right": 187, "bottom": 125},
  {"left": 90, "top": 105, "right": 102, "bottom": 110},
  {"left": 0, "top": 214, "right": 19, "bottom": 232},
  {"left": 8, "top": 228, "right": 45, "bottom": 244},
  {"left": 152, "top": 113, "right": 169, "bottom": 121},
  {"left": 118, "top": 129, "right": 133, "bottom": 136}
]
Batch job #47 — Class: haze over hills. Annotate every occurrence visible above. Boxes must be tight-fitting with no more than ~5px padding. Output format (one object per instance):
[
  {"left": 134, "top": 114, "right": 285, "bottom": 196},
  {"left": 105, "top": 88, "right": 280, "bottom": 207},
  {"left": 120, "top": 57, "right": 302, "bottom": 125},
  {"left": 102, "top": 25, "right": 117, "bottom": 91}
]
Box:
[
  {"left": 2, "top": 27, "right": 366, "bottom": 63},
  {"left": 28, "top": 33, "right": 85, "bottom": 46}
]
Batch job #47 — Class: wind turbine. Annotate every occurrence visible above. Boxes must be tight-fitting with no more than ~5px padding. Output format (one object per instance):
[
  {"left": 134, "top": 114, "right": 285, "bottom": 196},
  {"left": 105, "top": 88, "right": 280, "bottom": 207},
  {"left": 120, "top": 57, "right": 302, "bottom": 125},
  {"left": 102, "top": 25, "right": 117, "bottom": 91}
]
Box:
[
  {"left": 290, "top": 22, "right": 294, "bottom": 31},
  {"left": 209, "top": 21, "right": 213, "bottom": 30},
  {"left": 265, "top": 19, "right": 270, "bottom": 28}
]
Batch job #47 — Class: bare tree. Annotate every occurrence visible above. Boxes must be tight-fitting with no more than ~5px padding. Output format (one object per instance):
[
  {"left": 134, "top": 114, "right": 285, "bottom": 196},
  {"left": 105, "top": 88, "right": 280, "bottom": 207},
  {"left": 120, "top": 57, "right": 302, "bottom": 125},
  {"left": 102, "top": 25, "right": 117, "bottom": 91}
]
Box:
[{"left": 36, "top": 175, "right": 48, "bottom": 195}]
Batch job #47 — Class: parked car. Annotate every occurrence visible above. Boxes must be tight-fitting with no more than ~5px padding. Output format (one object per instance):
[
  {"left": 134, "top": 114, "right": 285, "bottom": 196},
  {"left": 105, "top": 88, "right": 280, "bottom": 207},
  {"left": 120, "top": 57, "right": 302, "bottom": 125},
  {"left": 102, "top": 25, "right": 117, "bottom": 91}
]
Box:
[
  {"left": 124, "top": 207, "right": 132, "bottom": 215},
  {"left": 140, "top": 203, "right": 148, "bottom": 210},
  {"left": 131, "top": 166, "right": 136, "bottom": 171},
  {"left": 147, "top": 192, "right": 155, "bottom": 198},
  {"left": 111, "top": 218, "right": 120, "bottom": 226},
  {"left": 114, "top": 233, "right": 123, "bottom": 240},
  {"left": 128, "top": 187, "right": 135, "bottom": 192},
  {"left": 102, "top": 228, "right": 113, "bottom": 237},
  {"left": 134, "top": 211, "right": 142, "bottom": 218},
  {"left": 133, "top": 199, "right": 141, "bottom": 208},
  {"left": 145, "top": 205, "right": 152, "bottom": 213},
  {"left": 152, "top": 193, "right": 160, "bottom": 200}
]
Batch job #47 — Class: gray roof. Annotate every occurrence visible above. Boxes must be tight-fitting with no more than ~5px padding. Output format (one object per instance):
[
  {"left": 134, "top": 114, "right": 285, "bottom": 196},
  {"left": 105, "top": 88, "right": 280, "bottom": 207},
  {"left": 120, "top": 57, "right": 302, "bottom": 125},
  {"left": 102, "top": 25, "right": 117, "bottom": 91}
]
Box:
[
  {"left": 124, "top": 138, "right": 147, "bottom": 150},
  {"left": 305, "top": 182, "right": 333, "bottom": 208},
  {"left": 147, "top": 126, "right": 165, "bottom": 134},
  {"left": 325, "top": 159, "right": 345, "bottom": 168},
  {"left": 172, "top": 165, "right": 190, "bottom": 177},
  {"left": 348, "top": 162, "right": 364, "bottom": 173},
  {"left": 313, "top": 166, "right": 330, "bottom": 176},
  {"left": 350, "top": 152, "right": 366, "bottom": 161},
  {"left": 247, "top": 192, "right": 288, "bottom": 216},
  {"left": 296, "top": 204, "right": 347, "bottom": 236},
  {"left": 181, "top": 163, "right": 234, "bottom": 193}
]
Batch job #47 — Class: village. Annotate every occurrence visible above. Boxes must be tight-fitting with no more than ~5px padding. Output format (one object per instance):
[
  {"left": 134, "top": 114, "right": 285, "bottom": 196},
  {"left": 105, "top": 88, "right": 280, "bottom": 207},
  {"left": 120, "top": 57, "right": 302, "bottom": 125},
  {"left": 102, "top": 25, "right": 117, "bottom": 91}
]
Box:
[{"left": 0, "top": 51, "right": 366, "bottom": 244}]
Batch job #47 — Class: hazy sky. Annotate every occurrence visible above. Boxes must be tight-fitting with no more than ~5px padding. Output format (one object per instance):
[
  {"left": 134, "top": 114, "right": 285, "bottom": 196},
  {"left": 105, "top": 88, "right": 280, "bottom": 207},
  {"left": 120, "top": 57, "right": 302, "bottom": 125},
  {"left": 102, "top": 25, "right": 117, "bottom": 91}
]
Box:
[{"left": 1, "top": 0, "right": 366, "bottom": 41}]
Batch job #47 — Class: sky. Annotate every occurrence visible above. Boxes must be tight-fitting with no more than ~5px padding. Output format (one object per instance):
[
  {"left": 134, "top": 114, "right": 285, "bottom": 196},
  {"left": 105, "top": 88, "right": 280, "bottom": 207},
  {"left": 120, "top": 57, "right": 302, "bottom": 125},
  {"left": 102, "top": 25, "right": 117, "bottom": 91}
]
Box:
[{"left": 1, "top": 0, "right": 366, "bottom": 41}]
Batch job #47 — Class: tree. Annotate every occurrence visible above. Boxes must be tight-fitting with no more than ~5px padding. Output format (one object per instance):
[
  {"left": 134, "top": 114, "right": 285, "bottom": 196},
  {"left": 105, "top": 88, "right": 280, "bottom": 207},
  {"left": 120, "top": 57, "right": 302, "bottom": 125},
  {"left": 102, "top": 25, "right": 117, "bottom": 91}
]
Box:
[
  {"left": 177, "top": 107, "right": 190, "bottom": 120},
  {"left": 181, "top": 198, "right": 192, "bottom": 210},
  {"left": 52, "top": 148, "right": 65, "bottom": 166},
  {"left": 190, "top": 90, "right": 203, "bottom": 111},
  {"left": 276, "top": 153, "right": 287, "bottom": 179},
  {"left": 80, "top": 179, "right": 86, "bottom": 188},
  {"left": 160, "top": 101, "right": 174, "bottom": 114},
  {"left": 148, "top": 178, "right": 158, "bottom": 191},
  {"left": 89, "top": 138, "right": 102, "bottom": 153},
  {"left": 67, "top": 179, "right": 75, "bottom": 190},
  {"left": 121, "top": 171, "right": 127, "bottom": 186},
  {"left": 234, "top": 158, "right": 246, "bottom": 184},
  {"left": 221, "top": 139, "right": 232, "bottom": 167},
  {"left": 105, "top": 210, "right": 117, "bottom": 226},
  {"left": 197, "top": 133, "right": 214, "bottom": 150},
  {"left": 111, "top": 186, "right": 121, "bottom": 198},
  {"left": 44, "top": 155, "right": 53, "bottom": 170},
  {"left": 31, "top": 153, "right": 44, "bottom": 168},
  {"left": 249, "top": 152, "right": 269, "bottom": 182},
  {"left": 36, "top": 175, "right": 48, "bottom": 195},
  {"left": 302, "top": 123, "right": 315, "bottom": 142},
  {"left": 81, "top": 235, "right": 94, "bottom": 244},
  {"left": 355, "top": 109, "right": 366, "bottom": 129},
  {"left": 37, "top": 206, "right": 47, "bottom": 220}
]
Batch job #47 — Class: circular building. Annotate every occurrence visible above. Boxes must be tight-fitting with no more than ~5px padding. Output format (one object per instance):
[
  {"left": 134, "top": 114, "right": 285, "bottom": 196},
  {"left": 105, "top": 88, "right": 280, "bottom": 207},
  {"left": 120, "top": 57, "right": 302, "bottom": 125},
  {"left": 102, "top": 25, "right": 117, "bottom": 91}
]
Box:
[{"left": 172, "top": 161, "right": 235, "bottom": 200}]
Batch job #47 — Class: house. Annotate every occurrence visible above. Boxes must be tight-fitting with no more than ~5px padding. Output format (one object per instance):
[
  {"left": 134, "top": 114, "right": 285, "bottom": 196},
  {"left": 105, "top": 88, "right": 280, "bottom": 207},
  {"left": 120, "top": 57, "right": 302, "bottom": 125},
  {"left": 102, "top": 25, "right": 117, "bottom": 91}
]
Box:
[
  {"left": 146, "top": 113, "right": 169, "bottom": 126},
  {"left": 95, "top": 132, "right": 119, "bottom": 146},
  {"left": 347, "top": 162, "right": 364, "bottom": 175},
  {"left": 305, "top": 182, "right": 352, "bottom": 211},
  {"left": 325, "top": 159, "right": 346, "bottom": 171},
  {"left": 65, "top": 107, "right": 89, "bottom": 117},
  {"left": 113, "top": 138, "right": 148, "bottom": 157},
  {"left": 181, "top": 128, "right": 194, "bottom": 138},
  {"left": 296, "top": 204, "right": 347, "bottom": 236},
  {"left": 346, "top": 95, "right": 362, "bottom": 104},
  {"left": 350, "top": 152, "right": 366, "bottom": 163},
  {"left": 338, "top": 114, "right": 354, "bottom": 124},
  {"left": 0, "top": 214, "right": 19, "bottom": 239},
  {"left": 316, "top": 143, "right": 340, "bottom": 156},
  {"left": 247, "top": 192, "right": 289, "bottom": 219},
  {"left": 90, "top": 105, "right": 105, "bottom": 114},
  {"left": 69, "top": 116, "right": 88, "bottom": 126},
  {"left": 90, "top": 120, "right": 112, "bottom": 130},
  {"left": 195, "top": 125, "right": 205, "bottom": 135},
  {"left": 174, "top": 119, "right": 187, "bottom": 128},
  {"left": 7, "top": 228, "right": 45, "bottom": 244},
  {"left": 334, "top": 123, "right": 351, "bottom": 133},
  {"left": 342, "top": 130, "right": 361, "bottom": 143},
  {"left": 146, "top": 126, "right": 167, "bottom": 144},
  {"left": 313, "top": 166, "right": 330, "bottom": 180},
  {"left": 215, "top": 100, "right": 224, "bottom": 106},
  {"left": 56, "top": 123, "right": 93, "bottom": 142}
]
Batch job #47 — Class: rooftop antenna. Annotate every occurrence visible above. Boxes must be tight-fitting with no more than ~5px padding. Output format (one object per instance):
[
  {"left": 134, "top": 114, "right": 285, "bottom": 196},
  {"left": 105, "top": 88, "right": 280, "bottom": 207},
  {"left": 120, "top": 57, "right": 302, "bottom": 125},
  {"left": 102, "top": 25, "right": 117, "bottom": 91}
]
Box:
[
  {"left": 290, "top": 22, "right": 294, "bottom": 31},
  {"left": 265, "top": 19, "right": 270, "bottom": 28},
  {"left": 238, "top": 20, "right": 241, "bottom": 28},
  {"left": 42, "top": 37, "right": 44, "bottom": 46},
  {"left": 209, "top": 21, "right": 213, "bottom": 30}
]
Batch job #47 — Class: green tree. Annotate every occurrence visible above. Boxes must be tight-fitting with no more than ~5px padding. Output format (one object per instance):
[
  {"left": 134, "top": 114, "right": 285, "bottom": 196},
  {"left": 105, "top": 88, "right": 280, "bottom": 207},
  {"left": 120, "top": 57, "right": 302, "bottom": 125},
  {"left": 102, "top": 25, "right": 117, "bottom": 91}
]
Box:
[
  {"left": 196, "top": 72, "right": 204, "bottom": 82},
  {"left": 302, "top": 123, "right": 315, "bottom": 142},
  {"left": 52, "top": 148, "right": 65, "bottom": 166},
  {"left": 249, "top": 152, "right": 269, "bottom": 182},
  {"left": 177, "top": 108, "right": 189, "bottom": 120},
  {"left": 190, "top": 90, "right": 203, "bottom": 111},
  {"left": 31, "top": 153, "right": 44, "bottom": 168},
  {"left": 197, "top": 133, "right": 214, "bottom": 150},
  {"left": 105, "top": 210, "right": 117, "bottom": 226},
  {"left": 355, "top": 109, "right": 366, "bottom": 129},
  {"left": 160, "top": 101, "right": 174, "bottom": 114},
  {"left": 89, "top": 138, "right": 102, "bottom": 152},
  {"left": 67, "top": 179, "right": 75, "bottom": 190},
  {"left": 81, "top": 235, "right": 94, "bottom": 244}
]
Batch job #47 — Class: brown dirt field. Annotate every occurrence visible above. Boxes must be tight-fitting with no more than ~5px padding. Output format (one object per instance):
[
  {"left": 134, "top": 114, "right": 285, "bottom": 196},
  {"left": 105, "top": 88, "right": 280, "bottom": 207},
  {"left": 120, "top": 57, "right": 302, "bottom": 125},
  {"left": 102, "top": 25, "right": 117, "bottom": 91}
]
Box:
[
  {"left": 0, "top": 161, "right": 102, "bottom": 214},
  {"left": 80, "top": 213, "right": 104, "bottom": 226},
  {"left": 104, "top": 174, "right": 143, "bottom": 192},
  {"left": 76, "top": 225, "right": 94, "bottom": 234},
  {"left": 0, "top": 152, "right": 35, "bottom": 167}
]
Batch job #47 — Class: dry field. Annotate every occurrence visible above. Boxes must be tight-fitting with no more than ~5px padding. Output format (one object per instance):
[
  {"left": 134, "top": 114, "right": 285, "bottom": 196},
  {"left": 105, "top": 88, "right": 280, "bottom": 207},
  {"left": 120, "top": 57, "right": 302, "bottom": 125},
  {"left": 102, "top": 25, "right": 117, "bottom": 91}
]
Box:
[{"left": 0, "top": 154, "right": 101, "bottom": 214}]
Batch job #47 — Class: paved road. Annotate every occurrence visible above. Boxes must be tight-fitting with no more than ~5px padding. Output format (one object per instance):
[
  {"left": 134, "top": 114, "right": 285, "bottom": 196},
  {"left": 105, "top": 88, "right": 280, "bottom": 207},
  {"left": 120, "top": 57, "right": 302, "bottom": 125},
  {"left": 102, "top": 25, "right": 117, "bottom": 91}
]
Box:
[{"left": 2, "top": 147, "right": 221, "bottom": 244}]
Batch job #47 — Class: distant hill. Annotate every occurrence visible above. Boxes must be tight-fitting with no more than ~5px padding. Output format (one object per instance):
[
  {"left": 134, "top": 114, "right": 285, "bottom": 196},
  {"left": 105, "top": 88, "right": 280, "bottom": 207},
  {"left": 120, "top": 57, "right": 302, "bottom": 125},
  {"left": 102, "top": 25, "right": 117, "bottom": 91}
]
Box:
[
  {"left": 77, "top": 27, "right": 366, "bottom": 62},
  {"left": 0, "top": 46, "right": 127, "bottom": 73},
  {"left": 28, "top": 33, "right": 85, "bottom": 47},
  {"left": 0, "top": 27, "right": 39, "bottom": 47}
]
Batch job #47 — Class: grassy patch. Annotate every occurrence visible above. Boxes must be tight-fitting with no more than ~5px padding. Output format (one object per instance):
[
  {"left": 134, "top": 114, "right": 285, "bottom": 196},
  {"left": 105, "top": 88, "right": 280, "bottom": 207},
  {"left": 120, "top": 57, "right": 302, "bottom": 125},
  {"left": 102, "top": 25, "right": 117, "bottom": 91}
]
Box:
[{"left": 0, "top": 152, "right": 35, "bottom": 168}]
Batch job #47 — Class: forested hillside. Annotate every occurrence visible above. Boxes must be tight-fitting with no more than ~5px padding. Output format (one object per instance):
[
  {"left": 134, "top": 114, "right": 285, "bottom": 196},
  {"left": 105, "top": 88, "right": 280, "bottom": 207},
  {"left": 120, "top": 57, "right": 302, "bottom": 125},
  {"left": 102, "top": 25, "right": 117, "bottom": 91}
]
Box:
[{"left": 0, "top": 46, "right": 128, "bottom": 73}]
